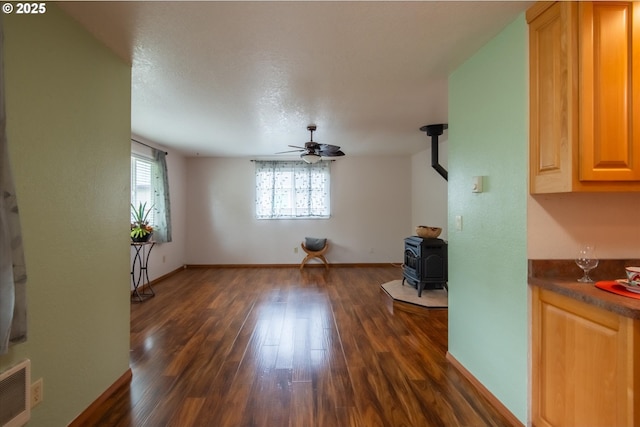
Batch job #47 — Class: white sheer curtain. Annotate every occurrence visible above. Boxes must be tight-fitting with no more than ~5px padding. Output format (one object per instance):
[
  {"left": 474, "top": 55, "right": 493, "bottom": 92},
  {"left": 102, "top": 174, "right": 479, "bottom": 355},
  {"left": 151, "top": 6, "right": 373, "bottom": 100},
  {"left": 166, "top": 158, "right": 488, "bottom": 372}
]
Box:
[
  {"left": 255, "top": 160, "right": 330, "bottom": 219},
  {"left": 0, "top": 21, "right": 27, "bottom": 354},
  {"left": 151, "top": 148, "right": 172, "bottom": 243}
]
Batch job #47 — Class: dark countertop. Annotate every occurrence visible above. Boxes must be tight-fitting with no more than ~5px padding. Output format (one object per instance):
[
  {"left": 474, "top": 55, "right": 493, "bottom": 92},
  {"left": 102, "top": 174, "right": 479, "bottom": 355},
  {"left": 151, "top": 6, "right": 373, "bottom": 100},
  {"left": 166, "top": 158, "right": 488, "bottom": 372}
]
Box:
[{"left": 529, "top": 259, "right": 640, "bottom": 320}]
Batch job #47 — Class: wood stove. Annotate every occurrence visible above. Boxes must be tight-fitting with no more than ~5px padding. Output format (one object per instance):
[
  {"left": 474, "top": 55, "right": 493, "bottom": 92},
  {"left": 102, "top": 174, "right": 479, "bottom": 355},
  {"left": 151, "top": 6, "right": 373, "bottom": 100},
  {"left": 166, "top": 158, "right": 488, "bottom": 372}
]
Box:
[{"left": 402, "top": 236, "right": 448, "bottom": 297}]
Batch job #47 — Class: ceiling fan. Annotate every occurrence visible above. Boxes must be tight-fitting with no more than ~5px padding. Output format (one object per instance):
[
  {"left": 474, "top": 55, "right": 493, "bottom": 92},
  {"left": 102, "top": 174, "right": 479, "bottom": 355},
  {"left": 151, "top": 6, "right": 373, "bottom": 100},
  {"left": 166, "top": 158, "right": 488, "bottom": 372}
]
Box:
[{"left": 277, "top": 125, "right": 345, "bottom": 164}]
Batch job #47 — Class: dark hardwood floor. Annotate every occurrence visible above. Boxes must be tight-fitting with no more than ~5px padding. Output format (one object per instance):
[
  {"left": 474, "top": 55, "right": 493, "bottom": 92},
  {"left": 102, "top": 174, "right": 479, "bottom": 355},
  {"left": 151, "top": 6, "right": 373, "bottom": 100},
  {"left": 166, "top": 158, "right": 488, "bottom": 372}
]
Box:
[{"left": 87, "top": 266, "right": 513, "bottom": 427}]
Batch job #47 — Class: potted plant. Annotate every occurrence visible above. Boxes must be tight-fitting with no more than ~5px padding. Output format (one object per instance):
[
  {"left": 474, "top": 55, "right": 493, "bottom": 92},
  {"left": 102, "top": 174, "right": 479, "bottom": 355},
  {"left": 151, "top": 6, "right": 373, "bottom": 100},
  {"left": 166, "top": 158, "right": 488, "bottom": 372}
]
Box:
[{"left": 131, "top": 202, "right": 154, "bottom": 242}]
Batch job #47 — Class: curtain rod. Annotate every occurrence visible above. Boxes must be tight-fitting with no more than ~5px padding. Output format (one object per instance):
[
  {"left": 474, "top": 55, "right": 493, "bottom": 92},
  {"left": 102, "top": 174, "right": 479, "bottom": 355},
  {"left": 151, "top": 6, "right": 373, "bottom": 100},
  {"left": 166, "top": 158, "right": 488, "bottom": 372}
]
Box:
[{"left": 131, "top": 138, "right": 168, "bottom": 155}]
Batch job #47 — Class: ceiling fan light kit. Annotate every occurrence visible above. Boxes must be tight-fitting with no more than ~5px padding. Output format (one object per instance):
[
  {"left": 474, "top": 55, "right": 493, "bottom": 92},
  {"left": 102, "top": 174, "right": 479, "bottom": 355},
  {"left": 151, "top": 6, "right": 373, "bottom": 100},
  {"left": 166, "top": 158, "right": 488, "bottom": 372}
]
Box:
[
  {"left": 277, "top": 124, "right": 346, "bottom": 163},
  {"left": 301, "top": 153, "right": 322, "bottom": 164}
]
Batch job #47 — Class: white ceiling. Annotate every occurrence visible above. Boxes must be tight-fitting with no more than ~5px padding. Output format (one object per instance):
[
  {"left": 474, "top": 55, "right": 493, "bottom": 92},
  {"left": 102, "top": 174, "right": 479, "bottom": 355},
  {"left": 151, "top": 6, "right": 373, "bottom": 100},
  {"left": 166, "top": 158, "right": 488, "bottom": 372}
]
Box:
[{"left": 59, "top": 1, "right": 530, "bottom": 158}]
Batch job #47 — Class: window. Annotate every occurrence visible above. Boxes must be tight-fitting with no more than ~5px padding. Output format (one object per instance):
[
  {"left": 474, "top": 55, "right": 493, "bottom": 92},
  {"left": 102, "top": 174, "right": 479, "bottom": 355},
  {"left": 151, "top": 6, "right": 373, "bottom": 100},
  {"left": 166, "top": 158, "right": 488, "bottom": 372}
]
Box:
[
  {"left": 131, "top": 154, "right": 155, "bottom": 225},
  {"left": 131, "top": 148, "right": 172, "bottom": 242},
  {"left": 255, "top": 160, "right": 330, "bottom": 219}
]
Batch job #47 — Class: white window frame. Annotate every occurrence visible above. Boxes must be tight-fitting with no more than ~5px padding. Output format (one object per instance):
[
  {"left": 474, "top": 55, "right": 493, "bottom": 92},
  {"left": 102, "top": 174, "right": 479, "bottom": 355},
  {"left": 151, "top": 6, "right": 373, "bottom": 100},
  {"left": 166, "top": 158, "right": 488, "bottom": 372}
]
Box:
[{"left": 131, "top": 154, "right": 156, "bottom": 226}]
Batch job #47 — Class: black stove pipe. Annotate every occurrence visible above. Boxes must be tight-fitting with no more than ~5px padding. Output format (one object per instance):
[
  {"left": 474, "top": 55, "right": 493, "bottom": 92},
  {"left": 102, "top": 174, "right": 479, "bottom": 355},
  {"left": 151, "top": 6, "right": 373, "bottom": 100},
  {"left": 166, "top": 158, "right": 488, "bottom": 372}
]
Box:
[{"left": 420, "top": 123, "right": 448, "bottom": 181}]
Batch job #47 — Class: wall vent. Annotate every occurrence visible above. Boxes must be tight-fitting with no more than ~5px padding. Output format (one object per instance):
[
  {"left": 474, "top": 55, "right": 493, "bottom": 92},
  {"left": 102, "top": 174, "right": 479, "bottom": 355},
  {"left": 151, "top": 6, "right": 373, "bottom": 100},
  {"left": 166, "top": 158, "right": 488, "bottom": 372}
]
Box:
[{"left": 0, "top": 359, "right": 31, "bottom": 427}]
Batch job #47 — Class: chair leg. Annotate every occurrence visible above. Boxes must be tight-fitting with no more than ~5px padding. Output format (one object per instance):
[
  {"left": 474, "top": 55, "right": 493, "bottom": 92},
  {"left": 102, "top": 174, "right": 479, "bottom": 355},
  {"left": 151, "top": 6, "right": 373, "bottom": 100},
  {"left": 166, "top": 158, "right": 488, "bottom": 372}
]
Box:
[
  {"left": 320, "top": 255, "right": 329, "bottom": 269},
  {"left": 300, "top": 255, "right": 312, "bottom": 270},
  {"left": 300, "top": 254, "right": 329, "bottom": 270}
]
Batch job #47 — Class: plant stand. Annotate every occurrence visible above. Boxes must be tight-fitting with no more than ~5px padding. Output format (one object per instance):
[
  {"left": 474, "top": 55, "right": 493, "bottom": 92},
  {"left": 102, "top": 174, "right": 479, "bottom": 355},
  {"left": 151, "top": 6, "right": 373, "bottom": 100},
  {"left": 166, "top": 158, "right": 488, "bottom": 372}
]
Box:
[{"left": 130, "top": 241, "right": 155, "bottom": 302}]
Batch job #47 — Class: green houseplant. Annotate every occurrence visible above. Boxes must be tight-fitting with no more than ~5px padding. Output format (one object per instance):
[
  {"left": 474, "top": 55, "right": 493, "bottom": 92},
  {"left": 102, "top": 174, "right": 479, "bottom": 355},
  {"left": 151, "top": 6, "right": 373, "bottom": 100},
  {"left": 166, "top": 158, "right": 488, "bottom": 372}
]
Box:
[{"left": 131, "top": 202, "right": 154, "bottom": 242}]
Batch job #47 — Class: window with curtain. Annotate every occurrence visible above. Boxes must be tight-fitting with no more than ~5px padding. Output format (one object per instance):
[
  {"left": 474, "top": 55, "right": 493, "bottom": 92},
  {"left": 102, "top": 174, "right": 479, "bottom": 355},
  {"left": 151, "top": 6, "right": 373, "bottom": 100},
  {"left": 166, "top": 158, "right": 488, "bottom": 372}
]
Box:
[
  {"left": 255, "top": 160, "right": 331, "bottom": 219},
  {"left": 131, "top": 147, "right": 172, "bottom": 242},
  {"left": 131, "top": 154, "right": 155, "bottom": 224}
]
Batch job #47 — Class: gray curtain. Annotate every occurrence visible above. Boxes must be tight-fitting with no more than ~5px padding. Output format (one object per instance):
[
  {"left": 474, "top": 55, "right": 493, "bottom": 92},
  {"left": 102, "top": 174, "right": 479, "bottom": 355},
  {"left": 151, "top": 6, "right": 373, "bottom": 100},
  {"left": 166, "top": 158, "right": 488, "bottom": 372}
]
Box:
[
  {"left": 0, "top": 19, "right": 27, "bottom": 354},
  {"left": 152, "top": 148, "right": 172, "bottom": 243}
]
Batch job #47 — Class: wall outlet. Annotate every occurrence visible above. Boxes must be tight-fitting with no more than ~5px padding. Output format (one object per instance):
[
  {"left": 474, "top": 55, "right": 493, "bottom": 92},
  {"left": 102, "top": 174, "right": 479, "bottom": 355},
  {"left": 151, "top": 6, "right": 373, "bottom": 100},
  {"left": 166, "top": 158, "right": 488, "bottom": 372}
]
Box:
[
  {"left": 31, "top": 378, "right": 43, "bottom": 408},
  {"left": 162, "top": 255, "right": 166, "bottom": 263},
  {"left": 294, "top": 247, "right": 298, "bottom": 254}
]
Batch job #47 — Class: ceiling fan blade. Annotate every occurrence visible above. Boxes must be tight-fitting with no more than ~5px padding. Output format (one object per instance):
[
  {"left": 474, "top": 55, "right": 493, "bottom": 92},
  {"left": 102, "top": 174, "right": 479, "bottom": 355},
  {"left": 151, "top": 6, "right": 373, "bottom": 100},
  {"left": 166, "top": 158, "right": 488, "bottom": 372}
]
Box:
[
  {"left": 319, "top": 150, "right": 345, "bottom": 157},
  {"left": 288, "top": 145, "right": 306, "bottom": 149},
  {"left": 275, "top": 149, "right": 304, "bottom": 154},
  {"left": 317, "top": 143, "right": 341, "bottom": 152}
]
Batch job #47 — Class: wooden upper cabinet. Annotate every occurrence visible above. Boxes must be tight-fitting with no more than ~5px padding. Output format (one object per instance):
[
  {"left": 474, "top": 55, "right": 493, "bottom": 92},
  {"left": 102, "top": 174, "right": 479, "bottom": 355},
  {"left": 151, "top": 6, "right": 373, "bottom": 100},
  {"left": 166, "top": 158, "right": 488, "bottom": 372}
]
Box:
[
  {"left": 580, "top": 2, "right": 640, "bottom": 182},
  {"left": 528, "top": 2, "right": 578, "bottom": 193},
  {"left": 528, "top": 1, "right": 640, "bottom": 193}
]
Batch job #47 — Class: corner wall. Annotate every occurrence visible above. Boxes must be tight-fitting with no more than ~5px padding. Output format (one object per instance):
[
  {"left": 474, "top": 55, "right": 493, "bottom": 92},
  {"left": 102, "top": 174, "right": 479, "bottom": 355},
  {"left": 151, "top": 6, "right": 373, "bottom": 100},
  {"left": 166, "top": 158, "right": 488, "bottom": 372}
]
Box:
[
  {"left": 2, "top": 7, "right": 131, "bottom": 426},
  {"left": 448, "top": 15, "right": 528, "bottom": 423}
]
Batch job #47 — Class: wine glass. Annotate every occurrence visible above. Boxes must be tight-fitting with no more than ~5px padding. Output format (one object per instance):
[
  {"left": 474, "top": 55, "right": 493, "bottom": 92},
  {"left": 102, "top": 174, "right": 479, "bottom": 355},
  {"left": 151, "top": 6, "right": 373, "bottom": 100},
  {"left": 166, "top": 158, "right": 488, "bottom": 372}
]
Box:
[{"left": 575, "top": 244, "right": 599, "bottom": 283}]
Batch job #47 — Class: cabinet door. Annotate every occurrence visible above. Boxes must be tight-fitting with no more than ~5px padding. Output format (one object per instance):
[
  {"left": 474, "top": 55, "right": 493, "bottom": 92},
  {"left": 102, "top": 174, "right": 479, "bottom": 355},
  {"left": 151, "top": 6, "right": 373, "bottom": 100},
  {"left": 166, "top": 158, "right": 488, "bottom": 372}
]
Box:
[
  {"left": 528, "top": 2, "right": 578, "bottom": 193},
  {"left": 532, "top": 287, "right": 638, "bottom": 427},
  {"left": 579, "top": 2, "right": 640, "bottom": 181}
]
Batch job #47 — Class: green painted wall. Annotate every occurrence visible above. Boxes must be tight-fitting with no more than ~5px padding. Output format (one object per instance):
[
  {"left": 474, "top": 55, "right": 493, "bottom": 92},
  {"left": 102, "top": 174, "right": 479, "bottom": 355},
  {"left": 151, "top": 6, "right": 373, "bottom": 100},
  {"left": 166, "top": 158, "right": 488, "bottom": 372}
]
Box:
[
  {"left": 448, "top": 15, "right": 528, "bottom": 423},
  {"left": 1, "top": 6, "right": 131, "bottom": 426}
]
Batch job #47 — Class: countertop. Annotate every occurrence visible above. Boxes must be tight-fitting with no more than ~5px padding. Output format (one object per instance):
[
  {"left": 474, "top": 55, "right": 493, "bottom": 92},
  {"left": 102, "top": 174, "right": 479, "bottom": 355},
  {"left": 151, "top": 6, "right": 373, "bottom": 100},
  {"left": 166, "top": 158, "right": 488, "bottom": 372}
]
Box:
[{"left": 529, "top": 259, "right": 640, "bottom": 320}]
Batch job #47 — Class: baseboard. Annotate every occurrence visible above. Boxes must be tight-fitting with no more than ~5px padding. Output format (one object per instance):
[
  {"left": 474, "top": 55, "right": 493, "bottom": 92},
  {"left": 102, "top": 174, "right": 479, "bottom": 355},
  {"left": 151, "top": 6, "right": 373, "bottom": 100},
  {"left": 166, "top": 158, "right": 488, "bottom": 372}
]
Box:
[
  {"left": 130, "top": 265, "right": 185, "bottom": 296},
  {"left": 69, "top": 368, "right": 132, "bottom": 427},
  {"left": 185, "top": 263, "right": 402, "bottom": 269},
  {"left": 446, "top": 352, "right": 524, "bottom": 427}
]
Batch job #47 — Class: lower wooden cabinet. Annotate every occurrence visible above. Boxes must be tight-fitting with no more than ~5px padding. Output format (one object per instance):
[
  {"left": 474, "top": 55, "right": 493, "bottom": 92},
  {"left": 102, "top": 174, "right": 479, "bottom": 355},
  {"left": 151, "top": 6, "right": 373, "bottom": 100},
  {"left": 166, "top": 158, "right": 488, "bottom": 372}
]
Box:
[{"left": 532, "top": 287, "right": 640, "bottom": 427}]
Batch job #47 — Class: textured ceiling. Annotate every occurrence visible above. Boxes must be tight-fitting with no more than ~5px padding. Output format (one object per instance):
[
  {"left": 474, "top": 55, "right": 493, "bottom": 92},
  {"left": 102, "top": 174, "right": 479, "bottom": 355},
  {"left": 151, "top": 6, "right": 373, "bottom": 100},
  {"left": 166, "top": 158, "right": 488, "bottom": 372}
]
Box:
[{"left": 59, "top": 1, "right": 530, "bottom": 158}]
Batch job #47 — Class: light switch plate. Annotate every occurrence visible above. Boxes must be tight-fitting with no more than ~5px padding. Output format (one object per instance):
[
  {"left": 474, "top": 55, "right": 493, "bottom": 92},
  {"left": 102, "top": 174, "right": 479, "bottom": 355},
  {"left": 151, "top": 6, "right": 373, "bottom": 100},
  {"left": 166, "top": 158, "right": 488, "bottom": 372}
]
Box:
[{"left": 455, "top": 215, "right": 463, "bottom": 231}]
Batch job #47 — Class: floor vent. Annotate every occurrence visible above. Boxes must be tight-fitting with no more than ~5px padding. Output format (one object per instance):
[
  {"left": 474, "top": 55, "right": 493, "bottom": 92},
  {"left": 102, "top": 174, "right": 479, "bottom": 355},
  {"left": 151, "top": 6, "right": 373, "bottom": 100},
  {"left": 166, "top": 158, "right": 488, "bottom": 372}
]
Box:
[{"left": 0, "top": 359, "right": 30, "bottom": 427}]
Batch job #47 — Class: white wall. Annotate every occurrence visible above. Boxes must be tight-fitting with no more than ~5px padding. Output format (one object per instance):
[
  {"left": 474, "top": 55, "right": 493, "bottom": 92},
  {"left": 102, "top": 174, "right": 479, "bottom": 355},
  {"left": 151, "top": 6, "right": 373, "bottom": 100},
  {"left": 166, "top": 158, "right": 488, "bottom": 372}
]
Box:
[
  {"left": 411, "top": 141, "right": 448, "bottom": 240},
  {"left": 131, "top": 136, "right": 187, "bottom": 282},
  {"left": 185, "top": 156, "right": 411, "bottom": 264},
  {"left": 528, "top": 192, "right": 640, "bottom": 259}
]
